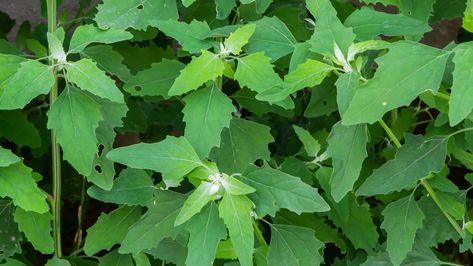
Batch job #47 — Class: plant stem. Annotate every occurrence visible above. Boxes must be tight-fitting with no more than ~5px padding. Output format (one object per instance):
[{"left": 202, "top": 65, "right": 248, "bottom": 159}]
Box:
[
  {"left": 378, "top": 119, "right": 473, "bottom": 253},
  {"left": 252, "top": 221, "right": 268, "bottom": 247},
  {"left": 47, "top": 0, "right": 62, "bottom": 258}
]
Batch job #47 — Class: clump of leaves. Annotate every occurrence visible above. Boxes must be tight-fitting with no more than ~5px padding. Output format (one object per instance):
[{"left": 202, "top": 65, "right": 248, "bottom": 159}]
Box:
[{"left": 1, "top": 0, "right": 473, "bottom": 265}]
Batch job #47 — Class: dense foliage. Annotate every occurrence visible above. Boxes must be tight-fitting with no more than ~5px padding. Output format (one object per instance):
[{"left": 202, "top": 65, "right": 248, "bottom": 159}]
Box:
[{"left": 1, "top": 0, "right": 473, "bottom": 265}]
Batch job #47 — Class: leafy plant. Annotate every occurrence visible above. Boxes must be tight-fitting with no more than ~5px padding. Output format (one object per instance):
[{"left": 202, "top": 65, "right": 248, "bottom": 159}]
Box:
[{"left": 1, "top": 0, "right": 473, "bottom": 265}]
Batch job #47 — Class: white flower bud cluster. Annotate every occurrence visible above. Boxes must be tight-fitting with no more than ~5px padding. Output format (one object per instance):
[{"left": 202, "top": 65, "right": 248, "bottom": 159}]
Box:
[{"left": 208, "top": 173, "right": 224, "bottom": 195}]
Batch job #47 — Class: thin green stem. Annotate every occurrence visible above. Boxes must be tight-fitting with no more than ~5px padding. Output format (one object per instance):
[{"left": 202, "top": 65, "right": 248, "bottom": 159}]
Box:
[
  {"left": 252, "top": 221, "right": 268, "bottom": 247},
  {"left": 47, "top": 0, "right": 62, "bottom": 258},
  {"left": 390, "top": 109, "right": 398, "bottom": 127},
  {"left": 378, "top": 119, "right": 401, "bottom": 148},
  {"left": 436, "top": 91, "right": 450, "bottom": 101},
  {"left": 378, "top": 119, "right": 473, "bottom": 253}
]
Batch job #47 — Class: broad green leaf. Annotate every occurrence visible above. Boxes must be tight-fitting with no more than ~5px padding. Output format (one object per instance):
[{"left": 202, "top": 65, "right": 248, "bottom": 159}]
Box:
[
  {"left": 151, "top": 20, "right": 212, "bottom": 53},
  {"left": 47, "top": 86, "right": 103, "bottom": 176},
  {"left": 120, "top": 191, "right": 186, "bottom": 254},
  {"left": 240, "top": 0, "right": 273, "bottom": 14},
  {"left": 66, "top": 58, "right": 124, "bottom": 103},
  {"left": 81, "top": 45, "right": 132, "bottom": 81},
  {"left": 0, "top": 200, "right": 22, "bottom": 260},
  {"left": 342, "top": 41, "right": 449, "bottom": 125},
  {"left": 344, "top": 7, "right": 431, "bottom": 40},
  {"left": 95, "top": 0, "right": 178, "bottom": 30},
  {"left": 224, "top": 24, "right": 256, "bottom": 55},
  {"left": 336, "top": 71, "right": 360, "bottom": 116},
  {"left": 0, "top": 147, "right": 20, "bottom": 167},
  {"left": 220, "top": 174, "right": 256, "bottom": 195},
  {"left": 0, "top": 54, "right": 25, "bottom": 82},
  {"left": 0, "top": 60, "right": 54, "bottom": 110},
  {"left": 449, "top": 42, "right": 473, "bottom": 126},
  {"left": 87, "top": 99, "right": 128, "bottom": 190},
  {"left": 235, "top": 52, "right": 283, "bottom": 94},
  {"left": 464, "top": 0, "right": 473, "bottom": 32},
  {"left": 107, "top": 136, "right": 203, "bottom": 188},
  {"left": 47, "top": 31, "right": 65, "bottom": 61},
  {"left": 292, "top": 125, "right": 320, "bottom": 158},
  {"left": 87, "top": 168, "right": 154, "bottom": 206},
  {"left": 0, "top": 110, "right": 41, "bottom": 148},
  {"left": 244, "top": 17, "right": 297, "bottom": 61},
  {"left": 327, "top": 122, "right": 368, "bottom": 202},
  {"left": 45, "top": 257, "right": 71, "bottom": 266},
  {"left": 123, "top": 59, "right": 184, "bottom": 98},
  {"left": 169, "top": 51, "right": 224, "bottom": 96},
  {"left": 213, "top": 118, "right": 274, "bottom": 174},
  {"left": 241, "top": 165, "right": 330, "bottom": 217},
  {"left": 231, "top": 88, "right": 294, "bottom": 117},
  {"left": 283, "top": 59, "right": 334, "bottom": 98},
  {"left": 304, "top": 76, "right": 338, "bottom": 118},
  {"left": 267, "top": 224, "right": 324, "bottom": 266},
  {"left": 84, "top": 206, "right": 141, "bottom": 256},
  {"left": 401, "top": 240, "right": 450, "bottom": 266},
  {"left": 307, "top": 0, "right": 356, "bottom": 58},
  {"left": 185, "top": 202, "right": 227, "bottom": 266},
  {"left": 357, "top": 134, "right": 448, "bottom": 196},
  {"left": 399, "top": 0, "right": 435, "bottom": 25},
  {"left": 216, "top": 0, "right": 236, "bottom": 19},
  {"left": 99, "top": 250, "right": 133, "bottom": 266},
  {"left": 147, "top": 236, "right": 188, "bottom": 265},
  {"left": 175, "top": 182, "right": 216, "bottom": 226},
  {"left": 381, "top": 196, "right": 424, "bottom": 266},
  {"left": 68, "top": 24, "right": 133, "bottom": 54},
  {"left": 13, "top": 207, "right": 53, "bottom": 254},
  {"left": 183, "top": 85, "right": 235, "bottom": 158},
  {"left": 0, "top": 162, "right": 48, "bottom": 213},
  {"left": 133, "top": 253, "right": 151, "bottom": 266},
  {"left": 219, "top": 193, "right": 254, "bottom": 266},
  {"left": 0, "top": 258, "right": 27, "bottom": 266},
  {"left": 182, "top": 0, "right": 197, "bottom": 7},
  {"left": 216, "top": 240, "right": 238, "bottom": 260}
]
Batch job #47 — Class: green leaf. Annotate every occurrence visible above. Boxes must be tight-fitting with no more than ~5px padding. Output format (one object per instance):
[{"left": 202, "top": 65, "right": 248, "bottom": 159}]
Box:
[
  {"left": 244, "top": 17, "right": 297, "bottom": 61},
  {"left": 45, "top": 257, "right": 71, "bottom": 266},
  {"left": 175, "top": 182, "right": 216, "bottom": 226},
  {"left": 342, "top": 41, "right": 450, "bottom": 125},
  {"left": 13, "top": 207, "right": 53, "bottom": 254},
  {"left": 183, "top": 85, "right": 235, "bottom": 158},
  {"left": 120, "top": 191, "right": 186, "bottom": 254},
  {"left": 185, "top": 202, "right": 227, "bottom": 266},
  {"left": 284, "top": 59, "right": 334, "bottom": 96},
  {"left": 47, "top": 86, "right": 103, "bottom": 176},
  {"left": 235, "top": 52, "right": 283, "bottom": 95},
  {"left": 47, "top": 31, "right": 65, "bottom": 61},
  {"left": 399, "top": 0, "right": 435, "bottom": 27},
  {"left": 95, "top": 0, "right": 178, "bottom": 30},
  {"left": 267, "top": 224, "right": 324, "bottom": 266},
  {"left": 381, "top": 196, "right": 424, "bottom": 266},
  {"left": 87, "top": 168, "right": 154, "bottom": 206},
  {"left": 241, "top": 165, "right": 330, "bottom": 217},
  {"left": 292, "top": 125, "right": 320, "bottom": 158},
  {"left": 107, "top": 136, "right": 203, "bottom": 188},
  {"left": 87, "top": 99, "right": 128, "bottom": 190},
  {"left": 357, "top": 134, "right": 448, "bottom": 196},
  {"left": 182, "top": 0, "right": 197, "bottom": 7},
  {"left": 219, "top": 193, "right": 254, "bottom": 266},
  {"left": 0, "top": 147, "right": 20, "bottom": 167},
  {"left": 151, "top": 19, "right": 212, "bottom": 53},
  {"left": 220, "top": 174, "right": 256, "bottom": 195},
  {"left": 449, "top": 42, "right": 473, "bottom": 126},
  {"left": 327, "top": 122, "right": 368, "bottom": 202},
  {"left": 169, "top": 51, "right": 224, "bottom": 96},
  {"left": 360, "top": 0, "right": 400, "bottom": 6},
  {"left": 0, "top": 60, "right": 54, "bottom": 110},
  {"left": 464, "top": 0, "right": 473, "bottom": 32},
  {"left": 0, "top": 110, "right": 41, "bottom": 148},
  {"left": 0, "top": 162, "right": 48, "bottom": 213},
  {"left": 66, "top": 58, "right": 124, "bottom": 103},
  {"left": 336, "top": 71, "right": 360, "bottom": 116},
  {"left": 0, "top": 200, "right": 22, "bottom": 260},
  {"left": 123, "top": 59, "right": 184, "bottom": 98},
  {"left": 216, "top": 0, "right": 236, "bottom": 19},
  {"left": 83, "top": 206, "right": 141, "bottom": 256},
  {"left": 68, "top": 24, "right": 133, "bottom": 54},
  {"left": 344, "top": 7, "right": 431, "bottom": 40},
  {"left": 307, "top": 0, "right": 356, "bottom": 58},
  {"left": 213, "top": 118, "right": 274, "bottom": 174},
  {"left": 99, "top": 250, "right": 133, "bottom": 266},
  {"left": 0, "top": 54, "right": 25, "bottom": 82},
  {"left": 224, "top": 24, "right": 256, "bottom": 55},
  {"left": 81, "top": 45, "right": 132, "bottom": 81}
]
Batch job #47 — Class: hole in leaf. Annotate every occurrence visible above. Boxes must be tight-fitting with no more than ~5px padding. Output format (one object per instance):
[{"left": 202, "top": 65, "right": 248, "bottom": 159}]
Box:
[
  {"left": 135, "top": 86, "right": 142, "bottom": 92},
  {"left": 323, "top": 101, "right": 328, "bottom": 105},
  {"left": 137, "top": 4, "right": 144, "bottom": 10},
  {"left": 97, "top": 144, "right": 105, "bottom": 157},
  {"left": 94, "top": 165, "right": 103, "bottom": 174}
]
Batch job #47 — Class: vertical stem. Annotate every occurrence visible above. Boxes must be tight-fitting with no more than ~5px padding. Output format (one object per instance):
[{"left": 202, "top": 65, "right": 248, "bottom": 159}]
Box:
[{"left": 47, "top": 0, "right": 62, "bottom": 258}]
